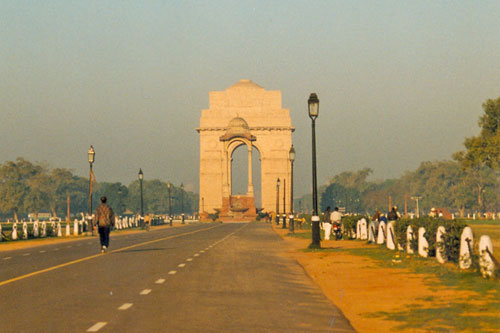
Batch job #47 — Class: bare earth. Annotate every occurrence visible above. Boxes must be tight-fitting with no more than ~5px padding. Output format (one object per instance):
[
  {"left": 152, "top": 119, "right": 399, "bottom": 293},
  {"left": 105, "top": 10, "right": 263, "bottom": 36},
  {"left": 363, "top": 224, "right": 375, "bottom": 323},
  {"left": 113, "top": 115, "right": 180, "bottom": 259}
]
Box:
[{"left": 271, "top": 224, "right": 488, "bottom": 333}]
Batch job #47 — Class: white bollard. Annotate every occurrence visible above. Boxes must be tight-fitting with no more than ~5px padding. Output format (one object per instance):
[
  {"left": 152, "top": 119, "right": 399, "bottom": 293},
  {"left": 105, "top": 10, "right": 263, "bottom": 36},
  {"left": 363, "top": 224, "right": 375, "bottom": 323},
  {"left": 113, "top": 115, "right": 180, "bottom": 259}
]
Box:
[
  {"left": 406, "top": 225, "right": 414, "bottom": 254},
  {"left": 386, "top": 221, "right": 396, "bottom": 250},
  {"left": 368, "top": 221, "right": 377, "bottom": 243},
  {"left": 377, "top": 221, "right": 386, "bottom": 244},
  {"left": 356, "top": 220, "right": 361, "bottom": 239},
  {"left": 57, "top": 222, "right": 62, "bottom": 237},
  {"left": 66, "top": 222, "right": 70, "bottom": 236},
  {"left": 22, "top": 222, "right": 28, "bottom": 240},
  {"left": 418, "top": 227, "right": 429, "bottom": 257},
  {"left": 33, "top": 221, "right": 39, "bottom": 238},
  {"left": 459, "top": 227, "right": 474, "bottom": 269},
  {"left": 359, "top": 218, "right": 368, "bottom": 240},
  {"left": 73, "top": 219, "right": 79, "bottom": 235},
  {"left": 50, "top": 222, "right": 56, "bottom": 236},
  {"left": 436, "top": 226, "right": 447, "bottom": 264},
  {"left": 41, "top": 222, "right": 47, "bottom": 237},
  {"left": 12, "top": 223, "right": 18, "bottom": 240},
  {"left": 479, "top": 235, "right": 495, "bottom": 278}
]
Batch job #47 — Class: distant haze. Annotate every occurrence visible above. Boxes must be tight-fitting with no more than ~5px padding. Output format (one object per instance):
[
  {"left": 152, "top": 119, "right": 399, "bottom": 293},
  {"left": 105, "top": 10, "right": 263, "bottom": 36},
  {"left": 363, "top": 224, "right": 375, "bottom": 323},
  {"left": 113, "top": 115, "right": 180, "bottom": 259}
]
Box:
[{"left": 1, "top": 1, "right": 499, "bottom": 197}]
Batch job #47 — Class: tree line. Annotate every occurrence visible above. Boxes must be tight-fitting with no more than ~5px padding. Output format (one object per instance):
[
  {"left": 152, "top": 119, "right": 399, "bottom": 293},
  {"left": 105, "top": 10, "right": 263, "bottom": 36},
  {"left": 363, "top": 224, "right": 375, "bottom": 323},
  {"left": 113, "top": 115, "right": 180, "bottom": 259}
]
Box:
[
  {"left": 0, "top": 158, "right": 197, "bottom": 220},
  {"left": 315, "top": 96, "right": 500, "bottom": 216}
]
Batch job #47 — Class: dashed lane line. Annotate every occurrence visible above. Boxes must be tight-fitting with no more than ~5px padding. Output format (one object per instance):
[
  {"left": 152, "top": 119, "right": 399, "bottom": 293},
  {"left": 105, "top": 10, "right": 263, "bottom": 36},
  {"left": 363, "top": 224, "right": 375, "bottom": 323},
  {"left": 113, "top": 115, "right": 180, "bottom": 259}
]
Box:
[
  {"left": 194, "top": 254, "right": 199, "bottom": 257},
  {"left": 118, "top": 303, "right": 133, "bottom": 310},
  {"left": 3, "top": 257, "right": 12, "bottom": 260},
  {"left": 140, "top": 289, "right": 151, "bottom": 295},
  {"left": 22, "top": 253, "right": 30, "bottom": 256},
  {"left": 87, "top": 322, "right": 107, "bottom": 332},
  {"left": 178, "top": 263, "right": 185, "bottom": 268},
  {"left": 39, "top": 250, "right": 46, "bottom": 253},
  {"left": 168, "top": 271, "right": 176, "bottom": 275},
  {"left": 0, "top": 224, "right": 223, "bottom": 287},
  {"left": 200, "top": 250, "right": 205, "bottom": 253},
  {"left": 155, "top": 279, "right": 165, "bottom": 284},
  {"left": 186, "top": 258, "right": 193, "bottom": 261}
]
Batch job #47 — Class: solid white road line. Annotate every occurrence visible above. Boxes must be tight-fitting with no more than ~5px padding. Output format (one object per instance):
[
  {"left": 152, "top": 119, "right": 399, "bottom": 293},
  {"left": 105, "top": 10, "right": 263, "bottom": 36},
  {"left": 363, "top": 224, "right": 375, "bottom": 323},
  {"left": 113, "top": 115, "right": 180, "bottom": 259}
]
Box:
[
  {"left": 155, "top": 279, "right": 165, "bottom": 284},
  {"left": 140, "top": 289, "right": 152, "bottom": 295},
  {"left": 178, "top": 263, "right": 185, "bottom": 268},
  {"left": 87, "top": 322, "right": 107, "bottom": 332},
  {"left": 118, "top": 303, "right": 133, "bottom": 310},
  {"left": 168, "top": 271, "right": 176, "bottom": 275}
]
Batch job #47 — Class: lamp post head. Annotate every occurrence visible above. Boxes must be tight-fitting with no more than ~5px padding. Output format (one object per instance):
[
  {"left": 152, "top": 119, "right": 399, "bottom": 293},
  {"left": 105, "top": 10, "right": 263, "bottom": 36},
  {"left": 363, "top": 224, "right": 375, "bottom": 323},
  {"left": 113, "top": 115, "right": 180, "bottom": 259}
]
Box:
[
  {"left": 289, "top": 145, "right": 296, "bottom": 162},
  {"left": 88, "top": 145, "right": 95, "bottom": 164},
  {"left": 308, "top": 93, "right": 319, "bottom": 120},
  {"left": 138, "top": 168, "right": 143, "bottom": 181},
  {"left": 277, "top": 178, "right": 280, "bottom": 187},
  {"left": 167, "top": 181, "right": 171, "bottom": 189}
]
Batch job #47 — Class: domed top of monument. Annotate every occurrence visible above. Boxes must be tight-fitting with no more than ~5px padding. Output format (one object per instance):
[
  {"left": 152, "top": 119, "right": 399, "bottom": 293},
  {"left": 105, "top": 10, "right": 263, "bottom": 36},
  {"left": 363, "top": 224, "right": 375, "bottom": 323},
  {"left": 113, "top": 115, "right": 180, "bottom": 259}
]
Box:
[
  {"left": 220, "top": 117, "right": 256, "bottom": 141},
  {"left": 228, "top": 79, "right": 263, "bottom": 90}
]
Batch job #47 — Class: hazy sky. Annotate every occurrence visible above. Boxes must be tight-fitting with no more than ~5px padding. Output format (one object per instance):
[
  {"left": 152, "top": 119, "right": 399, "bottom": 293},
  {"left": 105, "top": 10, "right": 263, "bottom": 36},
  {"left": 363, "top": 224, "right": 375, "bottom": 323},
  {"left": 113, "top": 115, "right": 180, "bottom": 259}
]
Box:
[{"left": 1, "top": 1, "right": 499, "bottom": 197}]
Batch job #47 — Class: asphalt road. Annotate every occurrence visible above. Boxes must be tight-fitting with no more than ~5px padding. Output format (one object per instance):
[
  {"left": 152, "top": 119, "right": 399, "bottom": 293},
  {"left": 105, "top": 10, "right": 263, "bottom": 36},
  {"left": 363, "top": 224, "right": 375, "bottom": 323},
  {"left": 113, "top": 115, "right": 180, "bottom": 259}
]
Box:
[{"left": 0, "top": 222, "right": 355, "bottom": 332}]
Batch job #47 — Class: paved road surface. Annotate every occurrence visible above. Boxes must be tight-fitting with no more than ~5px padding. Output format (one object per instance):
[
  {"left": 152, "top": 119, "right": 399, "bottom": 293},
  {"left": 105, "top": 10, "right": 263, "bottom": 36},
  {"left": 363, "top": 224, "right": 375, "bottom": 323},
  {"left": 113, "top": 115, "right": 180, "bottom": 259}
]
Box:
[{"left": 0, "top": 223, "right": 355, "bottom": 332}]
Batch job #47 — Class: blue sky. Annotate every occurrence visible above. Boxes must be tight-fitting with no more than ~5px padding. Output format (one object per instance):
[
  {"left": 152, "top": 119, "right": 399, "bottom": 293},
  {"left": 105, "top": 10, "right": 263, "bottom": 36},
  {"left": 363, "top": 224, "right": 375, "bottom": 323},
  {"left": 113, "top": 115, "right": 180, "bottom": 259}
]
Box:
[{"left": 1, "top": 1, "right": 499, "bottom": 197}]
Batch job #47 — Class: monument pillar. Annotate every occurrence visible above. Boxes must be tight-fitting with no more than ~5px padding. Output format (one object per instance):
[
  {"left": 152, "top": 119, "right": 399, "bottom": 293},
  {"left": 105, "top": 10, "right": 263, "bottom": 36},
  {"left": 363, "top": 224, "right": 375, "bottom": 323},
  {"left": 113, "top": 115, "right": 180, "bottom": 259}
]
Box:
[{"left": 247, "top": 144, "right": 254, "bottom": 195}]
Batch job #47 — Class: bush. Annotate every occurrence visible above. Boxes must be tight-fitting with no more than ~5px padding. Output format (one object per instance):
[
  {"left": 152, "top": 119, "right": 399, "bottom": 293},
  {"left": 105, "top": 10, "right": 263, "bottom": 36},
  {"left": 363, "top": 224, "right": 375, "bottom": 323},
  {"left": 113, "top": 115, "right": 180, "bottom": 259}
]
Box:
[{"left": 341, "top": 215, "right": 368, "bottom": 239}]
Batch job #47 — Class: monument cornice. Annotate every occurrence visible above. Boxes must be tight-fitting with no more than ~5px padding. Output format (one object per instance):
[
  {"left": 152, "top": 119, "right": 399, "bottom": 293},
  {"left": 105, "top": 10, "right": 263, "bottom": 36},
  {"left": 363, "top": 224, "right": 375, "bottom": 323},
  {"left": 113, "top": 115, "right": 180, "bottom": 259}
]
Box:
[{"left": 196, "top": 126, "right": 295, "bottom": 133}]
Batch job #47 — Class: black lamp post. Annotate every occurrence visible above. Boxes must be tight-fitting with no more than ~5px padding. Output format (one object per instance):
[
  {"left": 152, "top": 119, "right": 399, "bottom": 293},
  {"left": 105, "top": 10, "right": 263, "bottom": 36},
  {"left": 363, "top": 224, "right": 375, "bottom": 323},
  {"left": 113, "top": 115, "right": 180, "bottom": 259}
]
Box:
[
  {"left": 289, "top": 145, "right": 295, "bottom": 233},
  {"left": 308, "top": 93, "right": 321, "bottom": 248},
  {"left": 180, "top": 183, "right": 185, "bottom": 224},
  {"left": 138, "top": 169, "right": 144, "bottom": 218},
  {"left": 167, "top": 181, "right": 172, "bottom": 226},
  {"left": 87, "top": 145, "right": 95, "bottom": 235},
  {"left": 275, "top": 178, "right": 280, "bottom": 225},
  {"left": 282, "top": 178, "right": 287, "bottom": 229}
]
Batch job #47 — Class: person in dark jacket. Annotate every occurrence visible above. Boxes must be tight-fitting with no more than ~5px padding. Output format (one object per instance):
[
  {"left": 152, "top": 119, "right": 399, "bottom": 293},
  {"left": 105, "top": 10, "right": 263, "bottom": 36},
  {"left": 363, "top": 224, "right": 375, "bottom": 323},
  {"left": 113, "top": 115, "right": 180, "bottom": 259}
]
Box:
[
  {"left": 94, "top": 196, "right": 115, "bottom": 253},
  {"left": 388, "top": 206, "right": 399, "bottom": 221}
]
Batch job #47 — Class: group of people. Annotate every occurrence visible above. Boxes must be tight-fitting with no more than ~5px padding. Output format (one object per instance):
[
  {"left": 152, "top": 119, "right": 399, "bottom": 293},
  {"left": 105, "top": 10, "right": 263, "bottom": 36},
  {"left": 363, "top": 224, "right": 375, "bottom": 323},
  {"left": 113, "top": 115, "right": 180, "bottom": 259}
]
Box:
[{"left": 321, "top": 206, "right": 342, "bottom": 240}]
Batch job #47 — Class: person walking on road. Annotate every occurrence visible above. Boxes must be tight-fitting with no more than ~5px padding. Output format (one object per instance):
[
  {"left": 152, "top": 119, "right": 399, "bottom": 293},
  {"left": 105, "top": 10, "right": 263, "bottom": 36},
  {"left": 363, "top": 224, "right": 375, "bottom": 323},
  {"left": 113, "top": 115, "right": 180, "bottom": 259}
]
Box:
[
  {"left": 322, "top": 206, "right": 332, "bottom": 240},
  {"left": 95, "top": 196, "right": 115, "bottom": 253}
]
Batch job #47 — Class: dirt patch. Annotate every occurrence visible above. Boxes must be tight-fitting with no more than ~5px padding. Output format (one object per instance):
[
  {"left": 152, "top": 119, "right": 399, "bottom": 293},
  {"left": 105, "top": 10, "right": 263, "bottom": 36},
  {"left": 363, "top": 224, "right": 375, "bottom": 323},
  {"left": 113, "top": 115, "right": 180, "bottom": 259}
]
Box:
[{"left": 272, "top": 225, "right": 485, "bottom": 332}]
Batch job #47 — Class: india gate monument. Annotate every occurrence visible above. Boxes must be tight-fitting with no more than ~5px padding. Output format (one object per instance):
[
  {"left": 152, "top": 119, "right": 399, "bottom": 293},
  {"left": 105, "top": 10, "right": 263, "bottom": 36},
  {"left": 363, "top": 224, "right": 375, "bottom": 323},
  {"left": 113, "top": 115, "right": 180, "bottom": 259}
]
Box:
[{"left": 197, "top": 80, "right": 294, "bottom": 222}]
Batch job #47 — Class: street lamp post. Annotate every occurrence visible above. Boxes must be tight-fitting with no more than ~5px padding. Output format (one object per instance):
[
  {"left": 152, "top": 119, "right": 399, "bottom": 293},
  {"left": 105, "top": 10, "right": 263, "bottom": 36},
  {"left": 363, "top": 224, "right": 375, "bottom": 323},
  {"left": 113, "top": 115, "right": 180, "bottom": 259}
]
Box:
[
  {"left": 289, "top": 145, "right": 295, "bottom": 233},
  {"left": 167, "top": 181, "right": 172, "bottom": 226},
  {"left": 308, "top": 93, "right": 321, "bottom": 248},
  {"left": 87, "top": 145, "right": 95, "bottom": 236},
  {"left": 138, "top": 169, "right": 144, "bottom": 221},
  {"left": 180, "top": 183, "right": 185, "bottom": 224},
  {"left": 282, "top": 179, "right": 287, "bottom": 229},
  {"left": 411, "top": 196, "right": 422, "bottom": 218},
  {"left": 275, "top": 178, "right": 280, "bottom": 225}
]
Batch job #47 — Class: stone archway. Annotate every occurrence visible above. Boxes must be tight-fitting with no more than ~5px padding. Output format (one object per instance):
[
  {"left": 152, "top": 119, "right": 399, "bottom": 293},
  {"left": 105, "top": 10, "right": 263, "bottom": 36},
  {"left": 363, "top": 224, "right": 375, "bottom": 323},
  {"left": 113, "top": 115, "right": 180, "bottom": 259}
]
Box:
[{"left": 197, "top": 79, "right": 294, "bottom": 222}]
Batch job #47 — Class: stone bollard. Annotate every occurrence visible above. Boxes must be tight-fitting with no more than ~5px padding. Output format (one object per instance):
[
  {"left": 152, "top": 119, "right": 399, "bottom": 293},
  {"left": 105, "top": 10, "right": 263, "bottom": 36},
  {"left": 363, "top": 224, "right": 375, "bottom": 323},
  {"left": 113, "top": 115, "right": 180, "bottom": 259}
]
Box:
[
  {"left": 66, "top": 222, "right": 70, "bottom": 236},
  {"left": 368, "top": 221, "right": 377, "bottom": 243},
  {"left": 356, "top": 220, "right": 361, "bottom": 239},
  {"left": 479, "top": 235, "right": 496, "bottom": 278},
  {"left": 459, "top": 227, "right": 474, "bottom": 269},
  {"left": 22, "top": 222, "right": 28, "bottom": 240},
  {"left": 418, "top": 227, "right": 429, "bottom": 257},
  {"left": 406, "top": 225, "right": 414, "bottom": 254},
  {"left": 359, "top": 218, "right": 367, "bottom": 240},
  {"left": 57, "top": 222, "right": 62, "bottom": 237},
  {"left": 12, "top": 223, "right": 18, "bottom": 240},
  {"left": 386, "top": 221, "right": 396, "bottom": 250},
  {"left": 377, "top": 221, "right": 386, "bottom": 244},
  {"left": 73, "top": 219, "right": 79, "bottom": 235},
  {"left": 41, "top": 221, "right": 47, "bottom": 238},
  {"left": 51, "top": 222, "right": 56, "bottom": 236},
  {"left": 436, "top": 226, "right": 446, "bottom": 264},
  {"left": 33, "top": 221, "right": 39, "bottom": 238}
]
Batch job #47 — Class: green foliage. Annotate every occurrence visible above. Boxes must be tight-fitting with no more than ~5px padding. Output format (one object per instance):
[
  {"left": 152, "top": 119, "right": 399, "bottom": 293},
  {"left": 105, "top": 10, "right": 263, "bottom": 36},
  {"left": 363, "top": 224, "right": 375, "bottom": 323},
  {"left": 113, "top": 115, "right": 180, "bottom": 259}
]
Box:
[{"left": 341, "top": 215, "right": 367, "bottom": 239}]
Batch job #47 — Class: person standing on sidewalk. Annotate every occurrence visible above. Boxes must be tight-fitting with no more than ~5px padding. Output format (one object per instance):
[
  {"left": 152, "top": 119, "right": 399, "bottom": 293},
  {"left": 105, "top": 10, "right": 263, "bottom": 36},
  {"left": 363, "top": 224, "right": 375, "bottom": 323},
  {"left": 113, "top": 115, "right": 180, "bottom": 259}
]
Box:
[
  {"left": 95, "top": 196, "right": 115, "bottom": 253},
  {"left": 322, "top": 206, "right": 332, "bottom": 240}
]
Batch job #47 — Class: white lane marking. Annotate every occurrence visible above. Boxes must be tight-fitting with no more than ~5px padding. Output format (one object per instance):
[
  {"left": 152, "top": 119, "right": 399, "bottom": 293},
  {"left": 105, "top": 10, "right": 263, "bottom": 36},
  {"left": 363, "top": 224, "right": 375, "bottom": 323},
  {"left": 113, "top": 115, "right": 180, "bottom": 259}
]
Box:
[
  {"left": 39, "top": 250, "right": 46, "bottom": 253},
  {"left": 205, "top": 248, "right": 209, "bottom": 250},
  {"left": 155, "top": 279, "right": 165, "bottom": 284},
  {"left": 168, "top": 271, "right": 176, "bottom": 275},
  {"left": 140, "top": 289, "right": 151, "bottom": 295},
  {"left": 186, "top": 258, "right": 193, "bottom": 261},
  {"left": 22, "top": 253, "right": 30, "bottom": 256},
  {"left": 3, "top": 257, "right": 12, "bottom": 260},
  {"left": 87, "top": 322, "right": 107, "bottom": 332},
  {"left": 118, "top": 303, "right": 133, "bottom": 310},
  {"left": 178, "top": 263, "right": 185, "bottom": 268},
  {"left": 200, "top": 250, "right": 205, "bottom": 253},
  {"left": 194, "top": 254, "right": 199, "bottom": 257}
]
